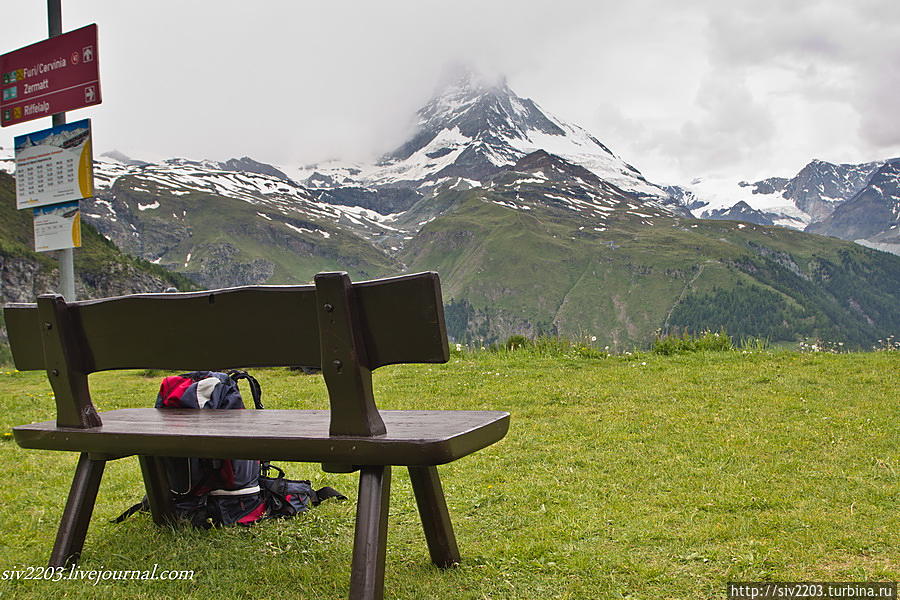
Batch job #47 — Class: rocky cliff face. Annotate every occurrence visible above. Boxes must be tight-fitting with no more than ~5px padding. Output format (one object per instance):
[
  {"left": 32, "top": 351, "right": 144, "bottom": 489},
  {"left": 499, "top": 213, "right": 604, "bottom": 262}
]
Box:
[
  {"left": 807, "top": 160, "right": 900, "bottom": 253},
  {"left": 220, "top": 156, "right": 293, "bottom": 182},
  {"left": 785, "top": 159, "right": 882, "bottom": 221},
  {"left": 183, "top": 242, "right": 275, "bottom": 288},
  {"left": 0, "top": 249, "right": 186, "bottom": 304},
  {"left": 0, "top": 245, "right": 183, "bottom": 364},
  {"left": 703, "top": 201, "right": 776, "bottom": 226},
  {"left": 0, "top": 254, "right": 57, "bottom": 303}
]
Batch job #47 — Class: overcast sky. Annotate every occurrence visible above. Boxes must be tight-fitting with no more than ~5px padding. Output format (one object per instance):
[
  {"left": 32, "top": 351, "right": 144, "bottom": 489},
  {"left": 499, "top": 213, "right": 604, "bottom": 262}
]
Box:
[{"left": 2, "top": 0, "right": 898, "bottom": 184}]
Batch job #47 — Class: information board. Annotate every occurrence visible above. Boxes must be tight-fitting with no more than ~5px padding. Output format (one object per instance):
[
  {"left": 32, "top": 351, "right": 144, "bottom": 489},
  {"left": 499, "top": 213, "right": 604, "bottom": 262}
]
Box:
[
  {"left": 14, "top": 118, "right": 93, "bottom": 210},
  {"left": 33, "top": 200, "right": 81, "bottom": 252},
  {"left": 1, "top": 24, "right": 100, "bottom": 127}
]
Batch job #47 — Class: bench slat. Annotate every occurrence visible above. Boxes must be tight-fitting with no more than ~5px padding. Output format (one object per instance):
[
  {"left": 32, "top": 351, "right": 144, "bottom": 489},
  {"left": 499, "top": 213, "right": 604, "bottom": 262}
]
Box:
[
  {"left": 5, "top": 272, "right": 449, "bottom": 373},
  {"left": 13, "top": 409, "right": 510, "bottom": 466}
]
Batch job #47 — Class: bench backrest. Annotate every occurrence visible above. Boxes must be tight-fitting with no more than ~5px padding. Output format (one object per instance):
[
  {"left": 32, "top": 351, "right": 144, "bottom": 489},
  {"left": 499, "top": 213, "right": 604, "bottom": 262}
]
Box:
[{"left": 4, "top": 271, "right": 449, "bottom": 436}]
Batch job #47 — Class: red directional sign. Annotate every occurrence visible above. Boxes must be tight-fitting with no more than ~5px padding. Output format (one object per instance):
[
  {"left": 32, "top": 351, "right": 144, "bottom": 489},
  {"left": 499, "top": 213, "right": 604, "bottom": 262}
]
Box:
[{"left": 0, "top": 24, "right": 101, "bottom": 127}]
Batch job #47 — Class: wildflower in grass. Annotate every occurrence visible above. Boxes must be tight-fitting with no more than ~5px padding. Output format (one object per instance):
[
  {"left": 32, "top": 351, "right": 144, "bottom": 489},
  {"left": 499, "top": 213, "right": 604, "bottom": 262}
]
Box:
[
  {"left": 799, "top": 338, "right": 843, "bottom": 353},
  {"left": 874, "top": 335, "right": 898, "bottom": 352}
]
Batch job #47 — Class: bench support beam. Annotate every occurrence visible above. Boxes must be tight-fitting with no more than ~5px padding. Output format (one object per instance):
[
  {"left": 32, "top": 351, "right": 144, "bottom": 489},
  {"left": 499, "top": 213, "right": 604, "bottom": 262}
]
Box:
[
  {"left": 409, "top": 466, "right": 460, "bottom": 568},
  {"left": 49, "top": 453, "right": 105, "bottom": 567},
  {"left": 139, "top": 456, "right": 176, "bottom": 526},
  {"left": 350, "top": 465, "right": 391, "bottom": 600},
  {"left": 315, "top": 272, "right": 386, "bottom": 437},
  {"left": 37, "top": 295, "right": 101, "bottom": 429}
]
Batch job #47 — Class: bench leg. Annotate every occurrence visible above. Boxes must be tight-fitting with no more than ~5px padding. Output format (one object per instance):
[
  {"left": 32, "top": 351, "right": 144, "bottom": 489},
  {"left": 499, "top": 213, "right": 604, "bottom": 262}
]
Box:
[
  {"left": 49, "top": 453, "right": 106, "bottom": 567},
  {"left": 138, "top": 456, "right": 176, "bottom": 526},
  {"left": 408, "top": 466, "right": 461, "bottom": 568},
  {"left": 349, "top": 465, "right": 391, "bottom": 600}
]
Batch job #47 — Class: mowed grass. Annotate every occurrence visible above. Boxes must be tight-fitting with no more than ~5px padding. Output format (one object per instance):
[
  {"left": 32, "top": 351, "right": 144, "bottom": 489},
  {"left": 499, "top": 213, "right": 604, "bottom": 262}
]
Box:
[{"left": 0, "top": 350, "right": 896, "bottom": 599}]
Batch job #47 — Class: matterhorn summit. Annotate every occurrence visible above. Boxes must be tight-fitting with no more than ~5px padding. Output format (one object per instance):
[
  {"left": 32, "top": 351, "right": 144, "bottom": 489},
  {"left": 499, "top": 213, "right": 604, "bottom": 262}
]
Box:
[{"left": 294, "top": 67, "right": 667, "bottom": 200}]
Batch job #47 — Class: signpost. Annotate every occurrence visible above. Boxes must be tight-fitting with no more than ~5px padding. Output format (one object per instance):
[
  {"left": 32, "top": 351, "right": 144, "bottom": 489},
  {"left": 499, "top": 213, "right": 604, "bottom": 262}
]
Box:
[
  {"left": 1, "top": 1, "right": 101, "bottom": 301},
  {"left": 0, "top": 23, "right": 100, "bottom": 128}
]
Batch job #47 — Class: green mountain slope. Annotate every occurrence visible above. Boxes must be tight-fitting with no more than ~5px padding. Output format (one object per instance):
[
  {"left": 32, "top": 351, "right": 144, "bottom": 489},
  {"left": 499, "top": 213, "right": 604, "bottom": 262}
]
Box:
[
  {"left": 1, "top": 172, "right": 194, "bottom": 301},
  {"left": 26, "top": 149, "right": 898, "bottom": 353},
  {"left": 401, "top": 189, "right": 900, "bottom": 349},
  {"left": 88, "top": 175, "right": 400, "bottom": 286}
]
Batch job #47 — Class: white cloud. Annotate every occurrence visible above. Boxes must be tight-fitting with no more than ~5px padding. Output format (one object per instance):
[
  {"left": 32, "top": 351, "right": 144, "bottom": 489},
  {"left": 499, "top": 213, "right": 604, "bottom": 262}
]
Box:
[{"left": 0, "top": 0, "right": 897, "bottom": 184}]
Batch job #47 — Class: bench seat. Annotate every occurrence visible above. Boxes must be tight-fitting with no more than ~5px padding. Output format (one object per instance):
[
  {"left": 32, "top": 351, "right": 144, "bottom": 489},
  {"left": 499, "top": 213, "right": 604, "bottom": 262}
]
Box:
[{"left": 14, "top": 408, "right": 510, "bottom": 465}]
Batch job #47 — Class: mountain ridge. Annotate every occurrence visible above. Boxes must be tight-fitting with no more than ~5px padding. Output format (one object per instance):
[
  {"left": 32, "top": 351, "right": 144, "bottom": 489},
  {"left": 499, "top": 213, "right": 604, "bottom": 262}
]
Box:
[
  {"left": 1, "top": 71, "right": 898, "bottom": 349},
  {"left": 807, "top": 159, "right": 900, "bottom": 250},
  {"left": 674, "top": 157, "right": 898, "bottom": 254}
]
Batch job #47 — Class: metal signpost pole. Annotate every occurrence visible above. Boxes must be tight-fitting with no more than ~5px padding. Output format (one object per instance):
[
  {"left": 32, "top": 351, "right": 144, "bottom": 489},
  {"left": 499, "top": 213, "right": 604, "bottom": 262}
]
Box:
[{"left": 47, "top": 0, "right": 76, "bottom": 301}]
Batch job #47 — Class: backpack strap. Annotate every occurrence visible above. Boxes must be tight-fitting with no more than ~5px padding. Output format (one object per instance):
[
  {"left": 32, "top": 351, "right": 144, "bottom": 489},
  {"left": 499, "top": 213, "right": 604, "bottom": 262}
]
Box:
[
  {"left": 313, "top": 486, "right": 347, "bottom": 505},
  {"left": 261, "top": 463, "right": 284, "bottom": 479},
  {"left": 225, "top": 369, "right": 264, "bottom": 410},
  {"left": 111, "top": 496, "right": 150, "bottom": 523},
  {"left": 224, "top": 369, "right": 272, "bottom": 476}
]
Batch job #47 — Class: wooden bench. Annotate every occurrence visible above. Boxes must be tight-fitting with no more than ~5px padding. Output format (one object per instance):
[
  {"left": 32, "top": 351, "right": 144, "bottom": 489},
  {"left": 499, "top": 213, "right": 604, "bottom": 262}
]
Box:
[{"left": 4, "top": 271, "right": 510, "bottom": 600}]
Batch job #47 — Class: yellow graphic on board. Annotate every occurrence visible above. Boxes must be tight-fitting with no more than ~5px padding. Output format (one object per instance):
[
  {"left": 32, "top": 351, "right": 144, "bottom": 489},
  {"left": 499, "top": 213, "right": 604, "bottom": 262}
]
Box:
[
  {"left": 79, "top": 139, "right": 94, "bottom": 198},
  {"left": 71, "top": 211, "right": 82, "bottom": 248}
]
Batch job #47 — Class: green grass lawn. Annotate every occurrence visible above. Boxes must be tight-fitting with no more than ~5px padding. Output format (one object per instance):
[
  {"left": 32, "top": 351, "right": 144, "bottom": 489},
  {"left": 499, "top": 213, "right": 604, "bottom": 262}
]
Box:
[{"left": 0, "top": 350, "right": 896, "bottom": 599}]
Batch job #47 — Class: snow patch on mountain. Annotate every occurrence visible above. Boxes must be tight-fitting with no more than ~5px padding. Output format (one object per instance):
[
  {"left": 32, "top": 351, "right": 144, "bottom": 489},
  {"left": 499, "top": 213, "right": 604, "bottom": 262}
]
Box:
[
  {"left": 505, "top": 117, "right": 662, "bottom": 197},
  {"left": 87, "top": 157, "right": 412, "bottom": 244},
  {"left": 680, "top": 175, "right": 811, "bottom": 229},
  {"left": 0, "top": 146, "right": 14, "bottom": 174}
]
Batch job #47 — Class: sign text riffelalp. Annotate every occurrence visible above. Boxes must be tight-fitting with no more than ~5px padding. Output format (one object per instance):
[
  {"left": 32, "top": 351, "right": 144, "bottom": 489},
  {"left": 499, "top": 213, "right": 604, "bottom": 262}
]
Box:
[{"left": 0, "top": 24, "right": 101, "bottom": 127}]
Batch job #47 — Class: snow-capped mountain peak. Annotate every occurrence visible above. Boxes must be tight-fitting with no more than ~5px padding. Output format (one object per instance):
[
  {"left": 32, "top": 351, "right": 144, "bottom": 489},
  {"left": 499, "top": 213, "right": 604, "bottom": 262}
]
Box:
[
  {"left": 389, "top": 68, "right": 566, "bottom": 162},
  {"left": 671, "top": 157, "right": 899, "bottom": 253},
  {"left": 292, "top": 67, "right": 667, "bottom": 199},
  {"left": 677, "top": 158, "right": 889, "bottom": 227}
]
